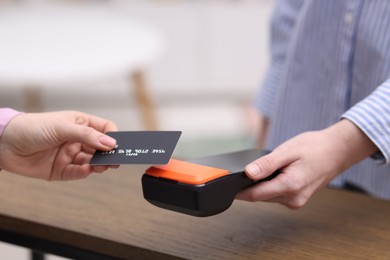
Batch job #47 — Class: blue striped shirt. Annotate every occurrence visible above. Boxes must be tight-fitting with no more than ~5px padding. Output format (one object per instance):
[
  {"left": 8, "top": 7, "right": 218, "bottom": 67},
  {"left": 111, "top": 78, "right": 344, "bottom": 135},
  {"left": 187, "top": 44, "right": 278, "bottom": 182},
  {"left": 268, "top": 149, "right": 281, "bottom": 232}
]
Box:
[{"left": 255, "top": 0, "right": 390, "bottom": 199}]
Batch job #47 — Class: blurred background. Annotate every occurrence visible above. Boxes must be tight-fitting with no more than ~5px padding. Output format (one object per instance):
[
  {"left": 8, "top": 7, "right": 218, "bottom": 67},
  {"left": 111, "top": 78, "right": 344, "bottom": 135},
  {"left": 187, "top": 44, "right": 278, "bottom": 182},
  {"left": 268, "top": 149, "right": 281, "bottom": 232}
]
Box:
[{"left": 0, "top": 0, "right": 274, "bottom": 258}]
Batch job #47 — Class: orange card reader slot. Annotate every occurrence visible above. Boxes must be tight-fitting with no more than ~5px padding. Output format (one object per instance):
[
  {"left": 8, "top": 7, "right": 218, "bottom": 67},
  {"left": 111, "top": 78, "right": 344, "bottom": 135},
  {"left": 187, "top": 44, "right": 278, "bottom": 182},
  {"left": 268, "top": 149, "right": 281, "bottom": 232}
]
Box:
[{"left": 145, "top": 159, "right": 229, "bottom": 185}]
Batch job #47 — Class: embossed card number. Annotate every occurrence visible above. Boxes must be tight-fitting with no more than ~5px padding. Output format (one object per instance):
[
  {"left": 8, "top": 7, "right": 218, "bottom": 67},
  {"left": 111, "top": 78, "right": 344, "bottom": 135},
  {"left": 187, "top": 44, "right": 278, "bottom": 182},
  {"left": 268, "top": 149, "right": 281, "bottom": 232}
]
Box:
[{"left": 90, "top": 131, "right": 181, "bottom": 165}]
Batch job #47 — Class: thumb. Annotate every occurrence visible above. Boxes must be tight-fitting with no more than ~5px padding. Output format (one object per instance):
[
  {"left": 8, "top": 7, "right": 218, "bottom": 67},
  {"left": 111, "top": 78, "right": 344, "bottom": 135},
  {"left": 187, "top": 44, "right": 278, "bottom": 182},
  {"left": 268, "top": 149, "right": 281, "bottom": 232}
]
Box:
[
  {"left": 245, "top": 150, "right": 293, "bottom": 180},
  {"left": 59, "top": 122, "right": 117, "bottom": 151}
]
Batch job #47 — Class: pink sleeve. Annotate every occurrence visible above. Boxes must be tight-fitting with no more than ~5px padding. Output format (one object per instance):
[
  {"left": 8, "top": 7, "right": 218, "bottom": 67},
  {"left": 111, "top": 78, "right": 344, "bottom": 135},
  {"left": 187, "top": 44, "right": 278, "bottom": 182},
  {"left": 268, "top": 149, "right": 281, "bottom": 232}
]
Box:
[{"left": 0, "top": 108, "right": 23, "bottom": 137}]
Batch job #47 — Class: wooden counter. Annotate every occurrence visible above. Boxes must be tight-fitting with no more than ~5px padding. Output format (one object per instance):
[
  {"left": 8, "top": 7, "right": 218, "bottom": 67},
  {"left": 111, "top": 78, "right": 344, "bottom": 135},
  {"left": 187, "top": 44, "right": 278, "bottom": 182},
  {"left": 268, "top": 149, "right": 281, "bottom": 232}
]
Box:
[{"left": 0, "top": 165, "right": 389, "bottom": 259}]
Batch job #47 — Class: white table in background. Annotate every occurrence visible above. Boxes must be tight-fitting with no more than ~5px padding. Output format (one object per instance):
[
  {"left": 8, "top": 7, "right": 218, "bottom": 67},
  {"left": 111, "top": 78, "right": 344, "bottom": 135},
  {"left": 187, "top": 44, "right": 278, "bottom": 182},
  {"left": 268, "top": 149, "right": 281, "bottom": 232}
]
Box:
[{"left": 0, "top": 4, "right": 163, "bottom": 129}]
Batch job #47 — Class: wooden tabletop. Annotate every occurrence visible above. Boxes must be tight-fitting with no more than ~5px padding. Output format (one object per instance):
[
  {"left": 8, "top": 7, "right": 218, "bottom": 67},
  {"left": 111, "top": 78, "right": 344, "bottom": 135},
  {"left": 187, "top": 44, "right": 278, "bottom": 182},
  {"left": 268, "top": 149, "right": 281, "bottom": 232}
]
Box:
[{"left": 0, "top": 166, "right": 389, "bottom": 259}]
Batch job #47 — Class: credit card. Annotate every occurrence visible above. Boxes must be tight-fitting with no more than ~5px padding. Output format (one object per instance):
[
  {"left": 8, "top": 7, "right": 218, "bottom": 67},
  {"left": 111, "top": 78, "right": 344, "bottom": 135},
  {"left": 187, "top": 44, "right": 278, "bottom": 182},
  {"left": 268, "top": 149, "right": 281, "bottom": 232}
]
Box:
[{"left": 90, "top": 131, "right": 181, "bottom": 165}]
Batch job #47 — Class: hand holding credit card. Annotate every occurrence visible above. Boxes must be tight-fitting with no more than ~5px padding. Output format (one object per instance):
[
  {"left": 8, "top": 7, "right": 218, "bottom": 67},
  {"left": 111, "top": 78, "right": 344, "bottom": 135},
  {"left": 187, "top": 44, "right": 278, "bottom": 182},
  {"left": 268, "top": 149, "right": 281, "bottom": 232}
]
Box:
[{"left": 90, "top": 131, "right": 181, "bottom": 165}]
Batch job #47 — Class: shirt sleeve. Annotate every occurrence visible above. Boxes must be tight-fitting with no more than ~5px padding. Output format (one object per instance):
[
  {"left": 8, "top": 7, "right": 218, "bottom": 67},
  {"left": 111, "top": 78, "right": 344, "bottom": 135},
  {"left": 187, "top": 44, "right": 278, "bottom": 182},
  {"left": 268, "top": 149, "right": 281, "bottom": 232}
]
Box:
[
  {"left": 341, "top": 80, "right": 390, "bottom": 164},
  {"left": 0, "top": 108, "right": 22, "bottom": 137},
  {"left": 254, "top": 0, "right": 305, "bottom": 119}
]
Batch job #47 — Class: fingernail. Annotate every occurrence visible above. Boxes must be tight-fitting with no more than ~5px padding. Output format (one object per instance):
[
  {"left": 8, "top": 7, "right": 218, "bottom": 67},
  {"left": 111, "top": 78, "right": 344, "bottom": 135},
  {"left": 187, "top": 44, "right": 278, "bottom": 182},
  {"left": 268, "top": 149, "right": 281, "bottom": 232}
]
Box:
[
  {"left": 246, "top": 164, "right": 261, "bottom": 179},
  {"left": 99, "top": 135, "right": 116, "bottom": 147}
]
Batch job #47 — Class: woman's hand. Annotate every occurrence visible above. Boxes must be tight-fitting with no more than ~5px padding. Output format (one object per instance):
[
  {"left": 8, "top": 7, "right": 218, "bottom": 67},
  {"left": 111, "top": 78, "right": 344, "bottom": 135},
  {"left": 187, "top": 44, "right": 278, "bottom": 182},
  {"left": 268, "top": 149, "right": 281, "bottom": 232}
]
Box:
[{"left": 0, "top": 111, "right": 118, "bottom": 180}]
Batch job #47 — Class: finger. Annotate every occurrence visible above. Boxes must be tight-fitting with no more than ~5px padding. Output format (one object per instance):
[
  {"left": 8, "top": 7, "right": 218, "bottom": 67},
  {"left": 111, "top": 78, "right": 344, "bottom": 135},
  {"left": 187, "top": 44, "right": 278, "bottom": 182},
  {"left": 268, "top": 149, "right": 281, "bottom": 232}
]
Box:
[
  {"left": 236, "top": 170, "right": 294, "bottom": 201},
  {"left": 264, "top": 195, "right": 306, "bottom": 209},
  {"left": 59, "top": 122, "right": 117, "bottom": 151},
  {"left": 73, "top": 151, "right": 119, "bottom": 169},
  {"left": 73, "top": 151, "right": 93, "bottom": 165},
  {"left": 236, "top": 192, "right": 290, "bottom": 207},
  {"left": 236, "top": 172, "right": 311, "bottom": 208},
  {"left": 92, "top": 165, "right": 109, "bottom": 173},
  {"left": 236, "top": 181, "right": 283, "bottom": 202},
  {"left": 53, "top": 164, "right": 93, "bottom": 181},
  {"left": 51, "top": 143, "right": 82, "bottom": 178},
  {"left": 74, "top": 112, "right": 118, "bottom": 133},
  {"left": 81, "top": 143, "right": 96, "bottom": 155},
  {"left": 57, "top": 164, "right": 110, "bottom": 180},
  {"left": 245, "top": 148, "right": 298, "bottom": 180}
]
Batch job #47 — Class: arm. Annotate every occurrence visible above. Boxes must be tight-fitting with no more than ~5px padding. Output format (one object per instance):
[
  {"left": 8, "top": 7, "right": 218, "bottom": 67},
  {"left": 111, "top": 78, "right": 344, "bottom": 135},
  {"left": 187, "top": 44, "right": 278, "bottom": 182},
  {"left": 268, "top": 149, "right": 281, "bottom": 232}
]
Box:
[
  {"left": 254, "top": 0, "right": 305, "bottom": 147},
  {"left": 238, "top": 82, "right": 389, "bottom": 208}
]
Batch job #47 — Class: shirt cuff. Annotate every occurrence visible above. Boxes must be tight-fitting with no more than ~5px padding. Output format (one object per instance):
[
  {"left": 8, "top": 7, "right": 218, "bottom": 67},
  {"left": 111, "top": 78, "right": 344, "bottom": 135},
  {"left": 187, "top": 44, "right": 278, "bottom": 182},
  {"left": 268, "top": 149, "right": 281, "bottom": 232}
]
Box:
[
  {"left": 341, "top": 81, "right": 390, "bottom": 164},
  {"left": 0, "top": 108, "right": 23, "bottom": 137}
]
